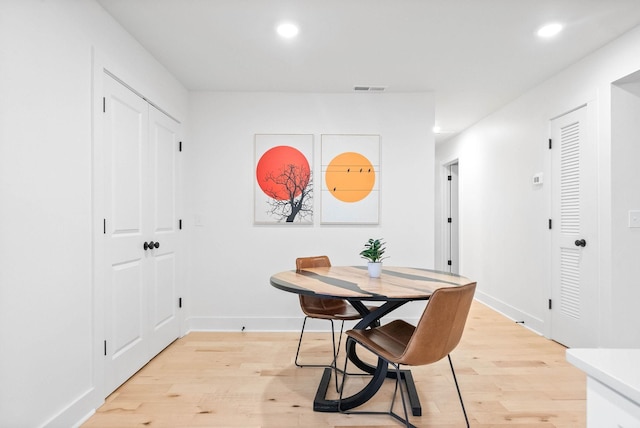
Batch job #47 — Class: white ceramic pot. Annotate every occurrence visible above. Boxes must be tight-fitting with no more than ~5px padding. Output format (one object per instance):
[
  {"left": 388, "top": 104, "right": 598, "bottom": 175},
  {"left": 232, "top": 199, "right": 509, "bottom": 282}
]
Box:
[{"left": 367, "top": 262, "right": 382, "bottom": 278}]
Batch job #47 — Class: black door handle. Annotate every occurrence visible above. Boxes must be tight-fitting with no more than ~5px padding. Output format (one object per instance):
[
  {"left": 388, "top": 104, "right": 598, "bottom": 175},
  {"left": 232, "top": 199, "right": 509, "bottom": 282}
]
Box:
[
  {"left": 144, "top": 241, "right": 159, "bottom": 250},
  {"left": 575, "top": 239, "right": 586, "bottom": 247}
]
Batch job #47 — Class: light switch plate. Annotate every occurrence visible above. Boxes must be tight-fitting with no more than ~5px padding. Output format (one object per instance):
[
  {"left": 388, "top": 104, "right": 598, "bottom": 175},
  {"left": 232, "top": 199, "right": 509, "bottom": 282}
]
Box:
[
  {"left": 629, "top": 210, "right": 640, "bottom": 228},
  {"left": 532, "top": 173, "right": 543, "bottom": 185}
]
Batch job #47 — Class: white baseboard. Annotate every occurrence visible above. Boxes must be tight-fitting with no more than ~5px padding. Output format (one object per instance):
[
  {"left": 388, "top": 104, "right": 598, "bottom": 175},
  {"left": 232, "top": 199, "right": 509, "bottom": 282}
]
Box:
[
  {"left": 40, "top": 387, "right": 99, "bottom": 428},
  {"left": 188, "top": 296, "right": 544, "bottom": 336},
  {"left": 188, "top": 316, "right": 301, "bottom": 332},
  {"left": 475, "top": 291, "right": 545, "bottom": 336},
  {"left": 187, "top": 316, "right": 419, "bottom": 333}
]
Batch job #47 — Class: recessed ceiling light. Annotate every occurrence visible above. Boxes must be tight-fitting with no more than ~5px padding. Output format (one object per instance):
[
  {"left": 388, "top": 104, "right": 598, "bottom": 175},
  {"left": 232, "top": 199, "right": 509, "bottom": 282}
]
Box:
[
  {"left": 537, "top": 23, "right": 563, "bottom": 38},
  {"left": 276, "top": 22, "right": 299, "bottom": 39},
  {"left": 433, "top": 125, "right": 442, "bottom": 134}
]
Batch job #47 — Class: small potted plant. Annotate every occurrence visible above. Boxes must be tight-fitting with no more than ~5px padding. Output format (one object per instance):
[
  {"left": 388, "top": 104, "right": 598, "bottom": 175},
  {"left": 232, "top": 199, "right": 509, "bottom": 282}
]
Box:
[{"left": 360, "top": 238, "right": 388, "bottom": 278}]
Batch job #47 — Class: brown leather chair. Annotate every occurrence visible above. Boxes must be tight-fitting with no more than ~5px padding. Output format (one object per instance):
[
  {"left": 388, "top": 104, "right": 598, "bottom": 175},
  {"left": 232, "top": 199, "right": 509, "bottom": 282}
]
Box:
[
  {"left": 338, "top": 282, "right": 477, "bottom": 428},
  {"left": 294, "top": 256, "right": 377, "bottom": 374}
]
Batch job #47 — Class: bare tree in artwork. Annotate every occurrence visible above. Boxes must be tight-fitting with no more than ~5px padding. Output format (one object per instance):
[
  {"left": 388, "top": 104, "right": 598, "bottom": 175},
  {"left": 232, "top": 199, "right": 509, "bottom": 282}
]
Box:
[{"left": 262, "top": 163, "right": 313, "bottom": 222}]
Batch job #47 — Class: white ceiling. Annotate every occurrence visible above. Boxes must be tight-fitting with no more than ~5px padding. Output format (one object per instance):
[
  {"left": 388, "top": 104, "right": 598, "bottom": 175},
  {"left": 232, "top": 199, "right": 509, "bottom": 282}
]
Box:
[{"left": 97, "top": 0, "right": 640, "bottom": 141}]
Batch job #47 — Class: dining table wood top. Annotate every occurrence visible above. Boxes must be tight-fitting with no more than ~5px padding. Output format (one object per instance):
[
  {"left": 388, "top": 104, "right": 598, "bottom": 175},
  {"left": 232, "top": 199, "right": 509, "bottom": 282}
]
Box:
[{"left": 270, "top": 265, "right": 474, "bottom": 301}]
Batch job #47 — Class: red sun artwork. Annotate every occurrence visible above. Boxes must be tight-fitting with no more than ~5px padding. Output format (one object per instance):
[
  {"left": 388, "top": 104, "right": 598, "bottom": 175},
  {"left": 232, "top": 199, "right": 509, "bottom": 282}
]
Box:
[{"left": 256, "top": 145, "right": 310, "bottom": 200}]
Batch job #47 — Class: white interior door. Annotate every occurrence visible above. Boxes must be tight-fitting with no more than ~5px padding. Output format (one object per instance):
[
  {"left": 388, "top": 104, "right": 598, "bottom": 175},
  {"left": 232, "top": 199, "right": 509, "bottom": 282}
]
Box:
[
  {"left": 446, "top": 163, "right": 460, "bottom": 274},
  {"left": 550, "top": 105, "right": 598, "bottom": 348},
  {"left": 103, "top": 74, "right": 180, "bottom": 394},
  {"left": 147, "top": 106, "right": 180, "bottom": 357},
  {"left": 103, "top": 75, "right": 149, "bottom": 393}
]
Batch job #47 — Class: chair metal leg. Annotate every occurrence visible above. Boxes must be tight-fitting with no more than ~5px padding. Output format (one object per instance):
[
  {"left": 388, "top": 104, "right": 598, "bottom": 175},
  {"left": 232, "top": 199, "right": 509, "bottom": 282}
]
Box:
[
  {"left": 297, "top": 319, "right": 375, "bottom": 396},
  {"left": 294, "top": 316, "right": 309, "bottom": 368},
  {"left": 337, "top": 353, "right": 469, "bottom": 427},
  {"left": 296, "top": 317, "right": 340, "bottom": 366},
  {"left": 337, "top": 347, "right": 350, "bottom": 410},
  {"left": 330, "top": 319, "right": 343, "bottom": 369},
  {"left": 338, "top": 342, "right": 417, "bottom": 428},
  {"left": 388, "top": 363, "right": 414, "bottom": 428},
  {"left": 331, "top": 320, "right": 347, "bottom": 392},
  {"left": 448, "top": 354, "right": 470, "bottom": 428},
  {"left": 295, "top": 317, "right": 347, "bottom": 392}
]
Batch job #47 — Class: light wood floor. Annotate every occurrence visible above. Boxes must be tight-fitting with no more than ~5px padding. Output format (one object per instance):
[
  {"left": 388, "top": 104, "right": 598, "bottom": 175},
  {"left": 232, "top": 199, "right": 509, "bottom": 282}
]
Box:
[{"left": 83, "top": 301, "right": 586, "bottom": 427}]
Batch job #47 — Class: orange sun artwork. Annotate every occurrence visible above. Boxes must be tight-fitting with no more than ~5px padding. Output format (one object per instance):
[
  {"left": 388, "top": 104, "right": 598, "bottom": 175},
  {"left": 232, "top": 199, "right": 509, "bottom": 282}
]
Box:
[
  {"left": 325, "top": 152, "right": 375, "bottom": 202},
  {"left": 321, "top": 134, "right": 379, "bottom": 224}
]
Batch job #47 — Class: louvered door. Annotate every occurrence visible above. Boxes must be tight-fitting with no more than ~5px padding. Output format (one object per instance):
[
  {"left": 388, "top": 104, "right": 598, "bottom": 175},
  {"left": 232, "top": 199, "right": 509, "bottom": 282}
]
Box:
[{"left": 550, "top": 105, "right": 598, "bottom": 347}]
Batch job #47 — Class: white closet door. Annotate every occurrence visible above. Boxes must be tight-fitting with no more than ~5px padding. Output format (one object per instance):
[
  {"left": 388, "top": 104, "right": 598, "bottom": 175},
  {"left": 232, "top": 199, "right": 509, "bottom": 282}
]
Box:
[
  {"left": 550, "top": 105, "right": 598, "bottom": 348},
  {"left": 147, "top": 105, "right": 180, "bottom": 357},
  {"left": 103, "top": 74, "right": 150, "bottom": 393},
  {"left": 102, "top": 74, "right": 181, "bottom": 394}
]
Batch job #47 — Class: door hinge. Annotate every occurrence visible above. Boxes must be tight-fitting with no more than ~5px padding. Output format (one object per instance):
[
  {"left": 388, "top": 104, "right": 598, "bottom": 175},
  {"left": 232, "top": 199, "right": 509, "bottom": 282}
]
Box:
[
  {"left": 104, "top": 340, "right": 107, "bottom": 356},
  {"left": 447, "top": 175, "right": 452, "bottom": 181},
  {"left": 179, "top": 141, "right": 182, "bottom": 152},
  {"left": 447, "top": 260, "right": 452, "bottom": 266},
  {"left": 448, "top": 217, "right": 452, "bottom": 223},
  {"left": 179, "top": 219, "right": 182, "bottom": 230},
  {"left": 548, "top": 299, "right": 553, "bottom": 310},
  {"left": 103, "top": 97, "right": 106, "bottom": 113},
  {"left": 548, "top": 219, "right": 552, "bottom": 230},
  {"left": 548, "top": 138, "right": 552, "bottom": 149},
  {"left": 103, "top": 219, "right": 106, "bottom": 234},
  {"left": 178, "top": 297, "right": 182, "bottom": 308}
]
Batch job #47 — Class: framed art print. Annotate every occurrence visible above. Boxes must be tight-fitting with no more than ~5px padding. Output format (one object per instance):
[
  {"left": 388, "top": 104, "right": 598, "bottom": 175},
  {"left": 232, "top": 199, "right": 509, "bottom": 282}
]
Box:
[
  {"left": 254, "top": 134, "right": 314, "bottom": 224},
  {"left": 321, "top": 134, "right": 380, "bottom": 224}
]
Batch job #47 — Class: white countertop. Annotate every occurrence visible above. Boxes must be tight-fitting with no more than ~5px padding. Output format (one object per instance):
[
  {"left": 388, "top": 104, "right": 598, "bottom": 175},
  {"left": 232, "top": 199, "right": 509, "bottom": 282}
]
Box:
[{"left": 567, "top": 348, "right": 640, "bottom": 406}]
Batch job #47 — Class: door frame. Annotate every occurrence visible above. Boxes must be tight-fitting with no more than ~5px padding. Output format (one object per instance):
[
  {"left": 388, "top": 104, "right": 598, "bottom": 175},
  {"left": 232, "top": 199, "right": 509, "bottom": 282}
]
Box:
[
  {"left": 91, "top": 51, "right": 108, "bottom": 403},
  {"left": 91, "top": 50, "right": 185, "bottom": 401},
  {"left": 439, "top": 158, "right": 460, "bottom": 273}
]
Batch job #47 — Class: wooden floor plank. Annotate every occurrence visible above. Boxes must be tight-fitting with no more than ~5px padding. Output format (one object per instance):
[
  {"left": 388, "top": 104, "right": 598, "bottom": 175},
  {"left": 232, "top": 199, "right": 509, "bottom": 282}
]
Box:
[{"left": 83, "top": 301, "right": 586, "bottom": 427}]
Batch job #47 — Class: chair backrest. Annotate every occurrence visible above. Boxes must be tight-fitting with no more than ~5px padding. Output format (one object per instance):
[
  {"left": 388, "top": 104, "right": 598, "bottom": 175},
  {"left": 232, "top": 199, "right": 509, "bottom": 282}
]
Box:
[
  {"left": 296, "top": 255, "right": 331, "bottom": 271},
  {"left": 400, "top": 282, "right": 476, "bottom": 366},
  {"left": 295, "top": 256, "right": 346, "bottom": 313}
]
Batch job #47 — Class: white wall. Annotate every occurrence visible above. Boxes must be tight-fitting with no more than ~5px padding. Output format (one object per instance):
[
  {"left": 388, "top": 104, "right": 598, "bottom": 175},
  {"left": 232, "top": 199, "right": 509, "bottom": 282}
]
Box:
[
  {"left": 436, "top": 24, "right": 640, "bottom": 345},
  {"left": 185, "top": 92, "right": 435, "bottom": 331},
  {"left": 611, "top": 76, "right": 640, "bottom": 347},
  {"left": 0, "top": 1, "right": 187, "bottom": 427}
]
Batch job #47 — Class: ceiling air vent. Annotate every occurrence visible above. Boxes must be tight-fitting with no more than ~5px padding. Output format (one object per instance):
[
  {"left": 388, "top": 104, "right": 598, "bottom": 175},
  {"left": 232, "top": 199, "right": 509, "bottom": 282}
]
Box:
[{"left": 354, "top": 86, "right": 387, "bottom": 92}]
